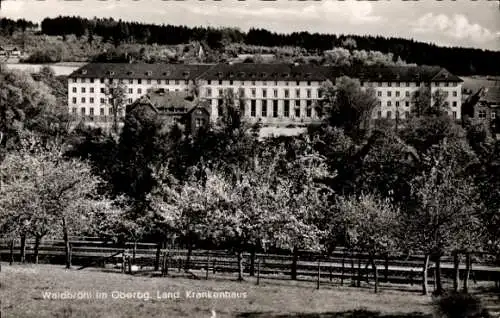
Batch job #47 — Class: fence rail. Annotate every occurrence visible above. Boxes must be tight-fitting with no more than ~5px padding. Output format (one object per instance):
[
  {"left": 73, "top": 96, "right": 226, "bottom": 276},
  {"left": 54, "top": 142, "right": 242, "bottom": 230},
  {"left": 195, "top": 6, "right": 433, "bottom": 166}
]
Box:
[{"left": 1, "top": 238, "right": 499, "bottom": 287}]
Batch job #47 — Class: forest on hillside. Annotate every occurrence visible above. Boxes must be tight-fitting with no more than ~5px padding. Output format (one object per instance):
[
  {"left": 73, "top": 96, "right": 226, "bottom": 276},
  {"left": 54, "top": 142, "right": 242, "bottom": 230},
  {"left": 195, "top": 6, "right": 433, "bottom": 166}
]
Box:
[{"left": 1, "top": 16, "right": 499, "bottom": 76}]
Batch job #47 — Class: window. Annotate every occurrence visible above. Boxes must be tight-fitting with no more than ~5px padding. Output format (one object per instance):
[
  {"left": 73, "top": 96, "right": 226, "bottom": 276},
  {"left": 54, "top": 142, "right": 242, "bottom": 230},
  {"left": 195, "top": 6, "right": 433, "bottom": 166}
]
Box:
[
  {"left": 251, "top": 89, "right": 256, "bottom": 97},
  {"left": 296, "top": 89, "right": 300, "bottom": 98},
  {"left": 206, "top": 88, "right": 212, "bottom": 97},
  {"left": 274, "top": 81, "right": 278, "bottom": 86},
  {"left": 81, "top": 97, "right": 86, "bottom": 103},
  {"left": 218, "top": 100, "right": 223, "bottom": 117},
  {"left": 195, "top": 118, "right": 204, "bottom": 128},
  {"left": 388, "top": 82, "right": 392, "bottom": 87},
  {"left": 262, "top": 101, "right": 267, "bottom": 117},
  {"left": 284, "top": 100, "right": 290, "bottom": 117},
  {"left": 81, "top": 108, "right": 86, "bottom": 115},
  {"left": 452, "top": 101, "right": 457, "bottom": 107},
  {"left": 478, "top": 110, "right": 487, "bottom": 118},
  {"left": 251, "top": 100, "right": 256, "bottom": 117},
  {"left": 72, "top": 78, "right": 77, "bottom": 83},
  {"left": 273, "top": 100, "right": 278, "bottom": 118},
  {"left": 492, "top": 112, "right": 496, "bottom": 119},
  {"left": 89, "top": 108, "right": 94, "bottom": 116},
  {"left": 138, "top": 79, "right": 142, "bottom": 84},
  {"left": 405, "top": 101, "right": 410, "bottom": 107},
  {"left": 100, "top": 78, "right": 105, "bottom": 83},
  {"left": 262, "top": 89, "right": 267, "bottom": 98},
  {"left": 128, "top": 98, "right": 132, "bottom": 104},
  {"left": 90, "top": 97, "right": 94, "bottom": 104},
  {"left": 175, "top": 80, "right": 180, "bottom": 85},
  {"left": 100, "top": 108, "right": 105, "bottom": 116},
  {"left": 273, "top": 89, "right": 278, "bottom": 98},
  {"left": 445, "top": 82, "right": 449, "bottom": 87},
  {"left": 405, "top": 111, "right": 410, "bottom": 118},
  {"left": 395, "top": 101, "right": 400, "bottom": 107},
  {"left": 296, "top": 81, "right": 300, "bottom": 86},
  {"left": 453, "top": 91, "right": 458, "bottom": 97},
  {"left": 137, "top": 88, "right": 142, "bottom": 94},
  {"left": 395, "top": 82, "right": 400, "bottom": 87},
  {"left": 72, "top": 87, "right": 77, "bottom": 93},
  {"left": 453, "top": 111, "right": 457, "bottom": 119},
  {"left": 387, "top": 91, "right": 391, "bottom": 97},
  {"left": 387, "top": 111, "right": 392, "bottom": 119},
  {"left": 306, "top": 107, "right": 312, "bottom": 118},
  {"left": 218, "top": 80, "right": 223, "bottom": 85},
  {"left": 218, "top": 89, "right": 223, "bottom": 97},
  {"left": 251, "top": 81, "right": 256, "bottom": 86},
  {"left": 230, "top": 80, "right": 233, "bottom": 85},
  {"left": 405, "top": 91, "right": 410, "bottom": 97},
  {"left": 72, "top": 97, "right": 77, "bottom": 104},
  {"left": 295, "top": 106, "right": 300, "bottom": 118},
  {"left": 377, "top": 111, "right": 382, "bottom": 118},
  {"left": 307, "top": 81, "right": 311, "bottom": 86},
  {"left": 306, "top": 89, "right": 311, "bottom": 98},
  {"left": 101, "top": 88, "right": 105, "bottom": 93},
  {"left": 128, "top": 79, "right": 133, "bottom": 84},
  {"left": 377, "top": 91, "right": 382, "bottom": 97},
  {"left": 72, "top": 107, "right": 77, "bottom": 114},
  {"left": 145, "top": 79, "right": 150, "bottom": 84},
  {"left": 284, "top": 89, "right": 289, "bottom": 98},
  {"left": 395, "top": 111, "right": 400, "bottom": 119},
  {"left": 395, "top": 91, "right": 400, "bottom": 97},
  {"left": 81, "top": 87, "right": 86, "bottom": 93},
  {"left": 100, "top": 98, "right": 105, "bottom": 104},
  {"left": 405, "top": 82, "right": 410, "bottom": 87},
  {"left": 387, "top": 101, "right": 392, "bottom": 106},
  {"left": 89, "top": 87, "right": 94, "bottom": 93}
]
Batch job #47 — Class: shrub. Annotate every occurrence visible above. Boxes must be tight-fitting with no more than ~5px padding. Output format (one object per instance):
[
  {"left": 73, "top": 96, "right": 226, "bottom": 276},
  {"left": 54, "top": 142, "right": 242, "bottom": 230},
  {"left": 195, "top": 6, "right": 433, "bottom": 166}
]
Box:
[{"left": 433, "top": 292, "right": 491, "bottom": 318}]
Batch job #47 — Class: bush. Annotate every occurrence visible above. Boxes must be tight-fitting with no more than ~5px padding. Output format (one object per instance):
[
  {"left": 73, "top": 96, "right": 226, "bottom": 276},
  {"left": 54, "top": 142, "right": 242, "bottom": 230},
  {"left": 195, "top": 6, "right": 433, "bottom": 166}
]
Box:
[{"left": 433, "top": 292, "right": 491, "bottom": 318}]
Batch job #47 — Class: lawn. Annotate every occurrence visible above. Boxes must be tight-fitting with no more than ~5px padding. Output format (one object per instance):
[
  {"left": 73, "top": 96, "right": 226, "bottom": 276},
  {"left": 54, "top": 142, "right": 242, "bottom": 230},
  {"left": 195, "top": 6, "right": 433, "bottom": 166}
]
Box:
[{"left": 0, "top": 263, "right": 497, "bottom": 318}]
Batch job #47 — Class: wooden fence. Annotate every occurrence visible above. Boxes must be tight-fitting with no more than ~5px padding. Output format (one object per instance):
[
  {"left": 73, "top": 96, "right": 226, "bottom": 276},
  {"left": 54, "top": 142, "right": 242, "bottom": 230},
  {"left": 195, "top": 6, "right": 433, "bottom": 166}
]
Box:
[{"left": 1, "top": 238, "right": 499, "bottom": 288}]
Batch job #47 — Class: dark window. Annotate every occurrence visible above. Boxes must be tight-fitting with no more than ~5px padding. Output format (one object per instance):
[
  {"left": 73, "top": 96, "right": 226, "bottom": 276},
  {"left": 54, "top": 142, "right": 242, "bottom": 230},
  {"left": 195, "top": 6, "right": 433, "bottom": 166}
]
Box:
[
  {"left": 284, "top": 100, "right": 290, "bottom": 117},
  {"left": 251, "top": 100, "right": 256, "bottom": 117},
  {"left": 262, "top": 101, "right": 267, "bottom": 117},
  {"left": 273, "top": 100, "right": 278, "bottom": 118}
]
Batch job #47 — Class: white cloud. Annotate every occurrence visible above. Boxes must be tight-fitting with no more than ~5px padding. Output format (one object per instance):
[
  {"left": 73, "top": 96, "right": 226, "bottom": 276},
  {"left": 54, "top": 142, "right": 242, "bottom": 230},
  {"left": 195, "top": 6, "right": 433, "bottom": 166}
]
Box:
[{"left": 412, "top": 13, "right": 497, "bottom": 44}]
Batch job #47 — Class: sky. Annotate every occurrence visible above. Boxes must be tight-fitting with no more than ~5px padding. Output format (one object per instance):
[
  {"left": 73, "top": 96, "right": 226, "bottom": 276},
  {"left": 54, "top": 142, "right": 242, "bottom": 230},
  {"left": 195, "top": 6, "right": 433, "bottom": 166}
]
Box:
[{"left": 2, "top": 0, "right": 499, "bottom": 51}]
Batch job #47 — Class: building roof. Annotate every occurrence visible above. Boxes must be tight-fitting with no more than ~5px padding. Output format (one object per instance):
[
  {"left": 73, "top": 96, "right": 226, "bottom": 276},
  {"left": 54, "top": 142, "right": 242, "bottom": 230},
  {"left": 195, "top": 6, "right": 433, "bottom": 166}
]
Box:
[
  {"left": 202, "top": 63, "right": 329, "bottom": 81},
  {"left": 479, "top": 87, "right": 500, "bottom": 105},
  {"left": 68, "top": 62, "right": 462, "bottom": 83},
  {"left": 68, "top": 63, "right": 215, "bottom": 80}
]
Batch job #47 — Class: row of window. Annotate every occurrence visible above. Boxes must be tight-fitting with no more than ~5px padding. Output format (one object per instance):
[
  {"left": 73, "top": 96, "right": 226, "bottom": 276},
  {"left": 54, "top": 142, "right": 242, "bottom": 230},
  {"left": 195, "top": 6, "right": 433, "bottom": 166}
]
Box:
[
  {"left": 71, "top": 107, "right": 124, "bottom": 116},
  {"left": 72, "top": 78, "right": 188, "bottom": 85},
  {"left": 376, "top": 91, "right": 458, "bottom": 98},
  {"left": 72, "top": 97, "right": 134, "bottom": 104},
  {"left": 373, "top": 81, "right": 458, "bottom": 88},
  {"left": 72, "top": 87, "right": 187, "bottom": 95},
  {"left": 206, "top": 80, "right": 316, "bottom": 86},
  {"left": 378, "top": 100, "right": 458, "bottom": 107},
  {"left": 376, "top": 110, "right": 458, "bottom": 119},
  {"left": 478, "top": 110, "right": 497, "bottom": 119},
  {"left": 215, "top": 99, "right": 314, "bottom": 118},
  {"left": 205, "top": 88, "right": 317, "bottom": 98}
]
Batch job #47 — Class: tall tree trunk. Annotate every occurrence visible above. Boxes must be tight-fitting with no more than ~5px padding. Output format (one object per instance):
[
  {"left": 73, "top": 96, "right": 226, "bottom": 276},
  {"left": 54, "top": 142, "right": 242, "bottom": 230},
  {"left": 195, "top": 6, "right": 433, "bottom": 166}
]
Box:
[
  {"left": 132, "top": 241, "right": 137, "bottom": 265},
  {"left": 435, "top": 256, "right": 443, "bottom": 295},
  {"left": 291, "top": 246, "right": 298, "bottom": 280},
  {"left": 237, "top": 250, "right": 244, "bottom": 281},
  {"left": 154, "top": 241, "right": 162, "bottom": 271},
  {"left": 453, "top": 252, "right": 460, "bottom": 292},
  {"left": 34, "top": 236, "right": 41, "bottom": 265},
  {"left": 463, "top": 253, "right": 471, "bottom": 293},
  {"left": 62, "top": 218, "right": 71, "bottom": 269},
  {"left": 371, "top": 257, "right": 379, "bottom": 294},
  {"left": 9, "top": 239, "right": 14, "bottom": 265},
  {"left": 357, "top": 257, "right": 362, "bottom": 287},
  {"left": 249, "top": 247, "right": 256, "bottom": 277},
  {"left": 20, "top": 233, "right": 26, "bottom": 263},
  {"left": 422, "top": 254, "right": 430, "bottom": 295}
]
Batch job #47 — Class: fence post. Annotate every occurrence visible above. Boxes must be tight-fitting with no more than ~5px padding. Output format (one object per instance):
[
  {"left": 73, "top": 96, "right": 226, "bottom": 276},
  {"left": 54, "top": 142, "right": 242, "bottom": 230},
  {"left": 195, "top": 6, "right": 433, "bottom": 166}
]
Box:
[
  {"left": 256, "top": 259, "right": 261, "bottom": 286},
  {"left": 206, "top": 251, "right": 210, "bottom": 280},
  {"left": 317, "top": 258, "right": 321, "bottom": 290},
  {"left": 384, "top": 254, "right": 389, "bottom": 283},
  {"left": 121, "top": 251, "right": 126, "bottom": 273},
  {"left": 127, "top": 256, "right": 132, "bottom": 274},
  {"left": 213, "top": 259, "right": 216, "bottom": 274},
  {"left": 341, "top": 252, "right": 345, "bottom": 286}
]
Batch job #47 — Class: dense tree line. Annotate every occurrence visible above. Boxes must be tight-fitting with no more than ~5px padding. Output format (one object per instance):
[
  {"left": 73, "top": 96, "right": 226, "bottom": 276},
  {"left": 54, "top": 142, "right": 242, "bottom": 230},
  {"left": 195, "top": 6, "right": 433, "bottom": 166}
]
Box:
[
  {"left": 1, "top": 66, "right": 499, "bottom": 300},
  {"left": 37, "top": 16, "right": 500, "bottom": 75},
  {"left": 0, "top": 18, "right": 38, "bottom": 36}
]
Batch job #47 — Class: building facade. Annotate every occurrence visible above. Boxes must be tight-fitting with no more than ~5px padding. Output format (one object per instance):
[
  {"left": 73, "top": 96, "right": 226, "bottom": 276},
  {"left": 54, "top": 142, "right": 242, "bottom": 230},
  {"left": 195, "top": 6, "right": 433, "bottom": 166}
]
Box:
[{"left": 67, "top": 63, "right": 463, "bottom": 125}]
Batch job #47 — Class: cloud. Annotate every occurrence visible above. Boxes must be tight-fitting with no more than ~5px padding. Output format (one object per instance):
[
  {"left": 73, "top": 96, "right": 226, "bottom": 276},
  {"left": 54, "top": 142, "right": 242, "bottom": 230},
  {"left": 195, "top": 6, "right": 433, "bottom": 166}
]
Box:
[{"left": 412, "top": 13, "right": 497, "bottom": 44}]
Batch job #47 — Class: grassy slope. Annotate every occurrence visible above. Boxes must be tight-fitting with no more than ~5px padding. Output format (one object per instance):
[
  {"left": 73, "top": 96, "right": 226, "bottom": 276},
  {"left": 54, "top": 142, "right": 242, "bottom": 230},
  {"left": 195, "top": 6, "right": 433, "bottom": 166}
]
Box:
[{"left": 0, "top": 264, "right": 438, "bottom": 318}]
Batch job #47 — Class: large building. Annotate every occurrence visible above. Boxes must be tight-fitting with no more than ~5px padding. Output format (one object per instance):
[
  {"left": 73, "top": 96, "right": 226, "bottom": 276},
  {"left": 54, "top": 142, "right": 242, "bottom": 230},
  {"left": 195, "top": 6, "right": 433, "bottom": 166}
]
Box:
[{"left": 67, "top": 63, "right": 463, "bottom": 126}]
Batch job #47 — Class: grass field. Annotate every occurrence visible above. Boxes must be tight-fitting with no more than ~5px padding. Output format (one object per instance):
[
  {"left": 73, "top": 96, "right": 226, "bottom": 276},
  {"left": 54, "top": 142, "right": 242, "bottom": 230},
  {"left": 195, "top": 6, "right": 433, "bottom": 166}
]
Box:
[{"left": 1, "top": 263, "right": 498, "bottom": 318}]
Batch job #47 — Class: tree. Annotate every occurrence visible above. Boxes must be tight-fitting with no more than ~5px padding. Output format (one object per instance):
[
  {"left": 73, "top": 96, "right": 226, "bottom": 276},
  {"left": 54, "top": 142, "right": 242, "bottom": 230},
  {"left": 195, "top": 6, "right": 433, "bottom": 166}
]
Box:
[
  {"left": 403, "top": 139, "right": 485, "bottom": 295},
  {"left": 318, "top": 77, "right": 378, "bottom": 141},
  {"left": 411, "top": 86, "right": 449, "bottom": 118},
  {"left": 105, "top": 81, "right": 128, "bottom": 134},
  {"left": 336, "top": 193, "right": 401, "bottom": 293},
  {"left": 0, "top": 139, "right": 109, "bottom": 269}
]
